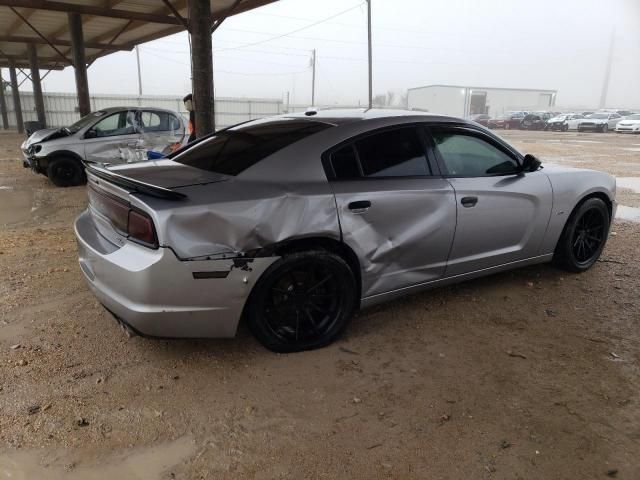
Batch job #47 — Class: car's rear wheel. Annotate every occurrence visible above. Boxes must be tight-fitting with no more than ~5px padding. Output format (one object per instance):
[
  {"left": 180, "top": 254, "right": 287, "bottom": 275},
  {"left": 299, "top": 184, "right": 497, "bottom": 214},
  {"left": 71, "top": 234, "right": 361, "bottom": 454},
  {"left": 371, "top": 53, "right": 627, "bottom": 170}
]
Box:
[
  {"left": 47, "top": 157, "right": 86, "bottom": 187},
  {"left": 246, "top": 251, "right": 357, "bottom": 352},
  {"left": 554, "top": 198, "right": 610, "bottom": 272},
  {"left": 601, "top": 124, "right": 609, "bottom": 133},
  {"left": 563, "top": 124, "right": 569, "bottom": 132}
]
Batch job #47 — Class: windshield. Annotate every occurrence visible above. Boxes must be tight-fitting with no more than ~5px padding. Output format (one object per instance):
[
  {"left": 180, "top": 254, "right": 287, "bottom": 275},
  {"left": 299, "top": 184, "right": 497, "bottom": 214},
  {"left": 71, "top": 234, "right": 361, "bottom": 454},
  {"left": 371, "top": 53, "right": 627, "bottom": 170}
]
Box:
[
  {"left": 66, "top": 111, "right": 109, "bottom": 134},
  {"left": 589, "top": 113, "right": 609, "bottom": 119},
  {"left": 172, "top": 118, "right": 333, "bottom": 176},
  {"left": 553, "top": 115, "right": 567, "bottom": 120}
]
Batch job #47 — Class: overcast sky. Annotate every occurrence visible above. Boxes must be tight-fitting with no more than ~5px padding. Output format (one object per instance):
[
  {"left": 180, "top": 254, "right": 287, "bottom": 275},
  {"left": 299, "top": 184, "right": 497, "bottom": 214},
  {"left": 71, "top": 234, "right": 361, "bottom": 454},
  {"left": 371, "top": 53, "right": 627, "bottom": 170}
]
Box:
[{"left": 17, "top": 0, "right": 640, "bottom": 109}]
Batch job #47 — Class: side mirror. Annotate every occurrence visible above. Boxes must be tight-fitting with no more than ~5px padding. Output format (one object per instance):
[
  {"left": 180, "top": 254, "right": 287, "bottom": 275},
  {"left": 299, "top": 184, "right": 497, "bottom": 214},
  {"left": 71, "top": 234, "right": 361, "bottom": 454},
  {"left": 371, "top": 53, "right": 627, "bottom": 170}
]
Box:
[
  {"left": 522, "top": 154, "right": 542, "bottom": 173},
  {"left": 85, "top": 129, "right": 97, "bottom": 139}
]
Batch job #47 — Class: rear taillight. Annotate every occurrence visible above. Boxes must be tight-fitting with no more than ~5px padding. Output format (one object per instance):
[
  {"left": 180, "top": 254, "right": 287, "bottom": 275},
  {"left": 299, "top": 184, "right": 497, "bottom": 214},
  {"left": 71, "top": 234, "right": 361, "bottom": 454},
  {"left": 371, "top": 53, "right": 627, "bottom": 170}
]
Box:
[
  {"left": 127, "top": 210, "right": 157, "bottom": 246},
  {"left": 88, "top": 185, "right": 158, "bottom": 248}
]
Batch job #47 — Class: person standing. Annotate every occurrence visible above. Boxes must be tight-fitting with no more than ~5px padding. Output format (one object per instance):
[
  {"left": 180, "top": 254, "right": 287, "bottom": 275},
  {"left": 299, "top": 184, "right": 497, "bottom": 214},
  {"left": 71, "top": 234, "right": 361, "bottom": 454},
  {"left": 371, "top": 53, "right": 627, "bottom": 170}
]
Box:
[{"left": 183, "top": 93, "right": 196, "bottom": 143}]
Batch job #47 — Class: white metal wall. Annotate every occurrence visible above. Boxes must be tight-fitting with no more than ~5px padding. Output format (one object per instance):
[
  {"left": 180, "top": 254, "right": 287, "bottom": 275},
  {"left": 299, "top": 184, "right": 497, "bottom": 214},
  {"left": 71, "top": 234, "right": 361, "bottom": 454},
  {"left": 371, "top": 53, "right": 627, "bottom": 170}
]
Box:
[
  {"left": 2, "top": 91, "right": 283, "bottom": 130},
  {"left": 407, "top": 85, "right": 557, "bottom": 117}
]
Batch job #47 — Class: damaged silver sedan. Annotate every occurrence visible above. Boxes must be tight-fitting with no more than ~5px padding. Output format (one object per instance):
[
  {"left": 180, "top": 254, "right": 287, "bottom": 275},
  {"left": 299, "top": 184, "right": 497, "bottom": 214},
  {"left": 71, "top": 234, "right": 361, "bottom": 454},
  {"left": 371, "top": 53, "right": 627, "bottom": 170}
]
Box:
[{"left": 74, "top": 109, "right": 616, "bottom": 352}]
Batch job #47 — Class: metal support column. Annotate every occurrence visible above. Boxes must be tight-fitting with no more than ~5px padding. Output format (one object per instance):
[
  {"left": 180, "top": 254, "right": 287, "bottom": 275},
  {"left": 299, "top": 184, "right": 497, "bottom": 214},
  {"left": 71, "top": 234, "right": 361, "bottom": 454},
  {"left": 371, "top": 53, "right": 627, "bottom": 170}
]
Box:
[
  {"left": 28, "top": 44, "right": 47, "bottom": 127},
  {"left": 0, "top": 69, "right": 9, "bottom": 129},
  {"left": 367, "top": 0, "right": 372, "bottom": 109},
  {"left": 8, "top": 62, "right": 24, "bottom": 133},
  {"left": 68, "top": 12, "right": 91, "bottom": 117},
  {"left": 188, "top": 0, "right": 214, "bottom": 137}
]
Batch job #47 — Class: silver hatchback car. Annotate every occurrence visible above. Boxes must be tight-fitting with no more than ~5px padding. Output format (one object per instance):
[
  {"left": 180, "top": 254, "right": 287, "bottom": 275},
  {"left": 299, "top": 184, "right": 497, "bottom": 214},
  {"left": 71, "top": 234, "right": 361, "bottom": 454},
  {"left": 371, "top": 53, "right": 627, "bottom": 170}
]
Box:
[
  {"left": 21, "top": 107, "right": 185, "bottom": 187},
  {"left": 74, "top": 109, "right": 616, "bottom": 352}
]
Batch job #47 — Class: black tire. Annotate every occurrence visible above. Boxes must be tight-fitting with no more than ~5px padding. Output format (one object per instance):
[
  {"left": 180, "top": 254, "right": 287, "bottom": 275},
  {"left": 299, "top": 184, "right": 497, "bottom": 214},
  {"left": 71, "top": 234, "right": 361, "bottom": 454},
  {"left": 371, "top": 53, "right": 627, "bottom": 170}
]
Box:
[
  {"left": 563, "top": 124, "right": 569, "bottom": 132},
  {"left": 246, "top": 251, "right": 358, "bottom": 352},
  {"left": 553, "top": 197, "right": 610, "bottom": 273},
  {"left": 46, "top": 157, "right": 86, "bottom": 187},
  {"left": 601, "top": 124, "right": 609, "bottom": 133}
]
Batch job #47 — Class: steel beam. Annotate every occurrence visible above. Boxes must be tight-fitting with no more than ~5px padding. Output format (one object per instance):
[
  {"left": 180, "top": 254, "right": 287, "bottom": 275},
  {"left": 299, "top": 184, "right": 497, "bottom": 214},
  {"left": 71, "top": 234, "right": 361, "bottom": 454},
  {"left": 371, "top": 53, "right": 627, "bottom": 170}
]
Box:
[
  {"left": 0, "top": 70, "right": 9, "bottom": 129},
  {"left": 8, "top": 62, "right": 24, "bottom": 133},
  {"left": 28, "top": 44, "right": 46, "bottom": 126},
  {"left": 0, "top": 0, "right": 184, "bottom": 25},
  {"left": 0, "top": 35, "right": 128, "bottom": 51},
  {"left": 68, "top": 12, "right": 90, "bottom": 116},
  {"left": 188, "top": 0, "right": 214, "bottom": 137}
]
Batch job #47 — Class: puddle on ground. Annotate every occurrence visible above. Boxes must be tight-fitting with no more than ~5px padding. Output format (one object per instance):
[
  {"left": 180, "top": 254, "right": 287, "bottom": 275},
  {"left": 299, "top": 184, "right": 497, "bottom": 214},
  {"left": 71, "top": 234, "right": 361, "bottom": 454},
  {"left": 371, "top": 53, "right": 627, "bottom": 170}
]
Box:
[
  {"left": 0, "top": 190, "right": 33, "bottom": 225},
  {"left": 616, "top": 177, "right": 640, "bottom": 194},
  {"left": 622, "top": 147, "right": 640, "bottom": 153},
  {"left": 616, "top": 205, "right": 640, "bottom": 223},
  {"left": 0, "top": 435, "right": 196, "bottom": 480}
]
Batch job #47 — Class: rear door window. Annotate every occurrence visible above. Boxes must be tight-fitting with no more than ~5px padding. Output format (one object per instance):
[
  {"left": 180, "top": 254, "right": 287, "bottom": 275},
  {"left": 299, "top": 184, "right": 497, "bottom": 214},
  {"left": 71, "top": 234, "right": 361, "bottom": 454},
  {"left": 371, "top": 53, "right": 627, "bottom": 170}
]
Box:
[
  {"left": 173, "top": 119, "right": 332, "bottom": 176},
  {"left": 329, "top": 127, "right": 430, "bottom": 179}
]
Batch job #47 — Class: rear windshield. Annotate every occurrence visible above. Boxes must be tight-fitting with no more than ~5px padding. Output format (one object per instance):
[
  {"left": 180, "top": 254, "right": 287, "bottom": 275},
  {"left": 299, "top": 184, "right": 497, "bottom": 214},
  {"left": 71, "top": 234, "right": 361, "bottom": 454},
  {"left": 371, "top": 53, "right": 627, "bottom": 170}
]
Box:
[{"left": 172, "top": 119, "right": 332, "bottom": 176}]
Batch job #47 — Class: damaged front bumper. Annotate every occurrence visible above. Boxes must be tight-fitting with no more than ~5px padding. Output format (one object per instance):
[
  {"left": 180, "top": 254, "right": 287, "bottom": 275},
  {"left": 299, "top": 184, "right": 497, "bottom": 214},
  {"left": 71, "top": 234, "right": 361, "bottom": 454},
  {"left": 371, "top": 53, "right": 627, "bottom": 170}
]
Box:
[{"left": 74, "top": 209, "right": 278, "bottom": 338}]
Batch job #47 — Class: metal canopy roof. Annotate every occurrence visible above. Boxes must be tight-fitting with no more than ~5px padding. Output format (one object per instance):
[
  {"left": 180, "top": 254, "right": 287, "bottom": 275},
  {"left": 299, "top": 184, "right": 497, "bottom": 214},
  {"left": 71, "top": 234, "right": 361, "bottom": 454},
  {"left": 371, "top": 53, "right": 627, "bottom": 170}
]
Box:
[{"left": 0, "top": 0, "right": 277, "bottom": 71}]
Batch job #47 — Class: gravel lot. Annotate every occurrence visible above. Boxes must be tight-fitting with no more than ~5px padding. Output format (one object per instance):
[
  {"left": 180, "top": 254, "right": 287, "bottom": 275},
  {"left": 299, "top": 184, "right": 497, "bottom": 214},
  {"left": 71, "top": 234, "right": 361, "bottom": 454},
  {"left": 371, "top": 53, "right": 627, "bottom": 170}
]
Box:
[{"left": 1, "top": 129, "right": 639, "bottom": 479}]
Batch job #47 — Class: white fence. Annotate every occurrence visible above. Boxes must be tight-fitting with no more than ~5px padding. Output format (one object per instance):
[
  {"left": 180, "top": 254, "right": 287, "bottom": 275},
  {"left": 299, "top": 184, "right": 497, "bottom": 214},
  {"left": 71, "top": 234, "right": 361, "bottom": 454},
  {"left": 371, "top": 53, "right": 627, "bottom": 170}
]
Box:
[{"left": 2, "top": 91, "right": 284, "bottom": 130}]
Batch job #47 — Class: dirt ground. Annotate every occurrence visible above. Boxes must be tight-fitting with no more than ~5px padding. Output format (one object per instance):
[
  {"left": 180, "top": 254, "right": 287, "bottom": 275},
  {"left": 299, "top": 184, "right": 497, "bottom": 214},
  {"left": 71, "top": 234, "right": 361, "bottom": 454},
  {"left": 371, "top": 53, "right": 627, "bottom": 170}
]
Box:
[{"left": 0, "top": 129, "right": 639, "bottom": 479}]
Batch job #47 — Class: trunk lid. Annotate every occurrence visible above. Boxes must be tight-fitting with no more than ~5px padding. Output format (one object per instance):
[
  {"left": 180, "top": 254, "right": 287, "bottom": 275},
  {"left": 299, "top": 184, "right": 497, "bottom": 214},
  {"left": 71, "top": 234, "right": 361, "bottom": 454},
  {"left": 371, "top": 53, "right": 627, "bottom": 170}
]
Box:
[{"left": 101, "top": 159, "right": 230, "bottom": 189}]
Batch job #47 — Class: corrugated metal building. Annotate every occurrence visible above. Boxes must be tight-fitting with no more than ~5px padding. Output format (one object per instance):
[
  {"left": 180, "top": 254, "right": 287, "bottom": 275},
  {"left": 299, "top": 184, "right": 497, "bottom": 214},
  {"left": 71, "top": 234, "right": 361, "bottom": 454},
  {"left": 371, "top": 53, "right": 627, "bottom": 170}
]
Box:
[
  {"left": 1, "top": 91, "right": 284, "bottom": 130},
  {"left": 407, "top": 84, "right": 557, "bottom": 118}
]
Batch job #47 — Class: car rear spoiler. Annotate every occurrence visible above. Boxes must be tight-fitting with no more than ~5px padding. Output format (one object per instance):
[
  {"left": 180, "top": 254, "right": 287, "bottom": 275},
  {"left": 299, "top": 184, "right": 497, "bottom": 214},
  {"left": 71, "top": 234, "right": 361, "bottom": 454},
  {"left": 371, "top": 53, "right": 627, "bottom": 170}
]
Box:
[{"left": 85, "top": 163, "right": 187, "bottom": 200}]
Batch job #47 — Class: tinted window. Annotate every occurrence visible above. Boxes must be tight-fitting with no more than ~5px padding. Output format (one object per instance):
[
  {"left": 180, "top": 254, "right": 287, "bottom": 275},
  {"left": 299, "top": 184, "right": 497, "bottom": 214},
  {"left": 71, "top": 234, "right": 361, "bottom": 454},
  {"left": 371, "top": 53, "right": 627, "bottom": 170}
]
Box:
[
  {"left": 174, "top": 119, "right": 332, "bottom": 176},
  {"left": 331, "top": 145, "right": 360, "bottom": 179},
  {"left": 433, "top": 132, "right": 519, "bottom": 177},
  {"left": 355, "top": 127, "right": 429, "bottom": 177}
]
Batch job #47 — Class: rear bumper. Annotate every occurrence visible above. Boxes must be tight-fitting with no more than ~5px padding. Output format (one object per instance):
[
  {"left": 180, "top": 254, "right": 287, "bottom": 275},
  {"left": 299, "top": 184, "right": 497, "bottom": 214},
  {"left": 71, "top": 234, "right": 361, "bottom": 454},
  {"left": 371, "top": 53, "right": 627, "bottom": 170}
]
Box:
[{"left": 74, "top": 209, "right": 277, "bottom": 338}]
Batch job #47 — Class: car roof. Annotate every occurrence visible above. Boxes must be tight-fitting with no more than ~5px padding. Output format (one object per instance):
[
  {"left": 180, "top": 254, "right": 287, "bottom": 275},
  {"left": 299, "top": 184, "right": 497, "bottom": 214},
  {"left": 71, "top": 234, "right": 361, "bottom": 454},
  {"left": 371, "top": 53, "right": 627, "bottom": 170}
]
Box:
[
  {"left": 92, "top": 106, "right": 178, "bottom": 114},
  {"left": 278, "top": 108, "right": 462, "bottom": 126}
]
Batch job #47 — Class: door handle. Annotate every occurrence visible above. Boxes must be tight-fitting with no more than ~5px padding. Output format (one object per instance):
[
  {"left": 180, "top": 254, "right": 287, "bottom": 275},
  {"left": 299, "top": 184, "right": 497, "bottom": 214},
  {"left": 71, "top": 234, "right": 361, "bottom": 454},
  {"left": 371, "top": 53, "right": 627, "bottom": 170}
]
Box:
[
  {"left": 348, "top": 200, "right": 371, "bottom": 213},
  {"left": 461, "top": 196, "right": 478, "bottom": 208}
]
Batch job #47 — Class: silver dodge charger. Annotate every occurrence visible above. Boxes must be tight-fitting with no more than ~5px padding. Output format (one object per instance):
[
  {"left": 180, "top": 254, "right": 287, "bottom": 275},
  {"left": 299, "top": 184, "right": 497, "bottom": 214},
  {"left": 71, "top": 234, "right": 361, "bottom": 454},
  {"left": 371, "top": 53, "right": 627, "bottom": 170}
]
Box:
[{"left": 74, "top": 109, "right": 616, "bottom": 352}]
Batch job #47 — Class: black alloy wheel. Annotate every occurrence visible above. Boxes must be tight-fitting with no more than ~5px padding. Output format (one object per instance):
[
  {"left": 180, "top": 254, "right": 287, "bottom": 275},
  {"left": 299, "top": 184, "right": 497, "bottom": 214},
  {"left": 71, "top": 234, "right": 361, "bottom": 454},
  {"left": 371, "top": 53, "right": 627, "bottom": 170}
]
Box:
[
  {"left": 554, "top": 198, "right": 610, "bottom": 272},
  {"left": 247, "top": 251, "right": 357, "bottom": 352}
]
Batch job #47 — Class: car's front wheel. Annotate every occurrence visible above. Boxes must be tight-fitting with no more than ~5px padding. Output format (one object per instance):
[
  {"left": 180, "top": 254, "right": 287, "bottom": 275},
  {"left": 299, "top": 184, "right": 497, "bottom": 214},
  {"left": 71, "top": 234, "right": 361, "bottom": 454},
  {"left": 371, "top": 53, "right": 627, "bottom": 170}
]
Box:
[
  {"left": 246, "top": 251, "right": 358, "bottom": 352},
  {"left": 601, "top": 124, "right": 609, "bottom": 133},
  {"left": 46, "top": 157, "right": 86, "bottom": 187},
  {"left": 554, "top": 197, "right": 610, "bottom": 272}
]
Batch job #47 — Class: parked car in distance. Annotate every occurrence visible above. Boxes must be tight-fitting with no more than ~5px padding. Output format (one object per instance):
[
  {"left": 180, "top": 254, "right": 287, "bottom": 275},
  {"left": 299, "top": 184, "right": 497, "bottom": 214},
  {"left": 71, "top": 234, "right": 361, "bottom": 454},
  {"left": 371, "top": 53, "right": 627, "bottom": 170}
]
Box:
[
  {"left": 615, "top": 113, "right": 640, "bottom": 134},
  {"left": 469, "top": 114, "right": 491, "bottom": 126},
  {"left": 21, "top": 107, "right": 186, "bottom": 187},
  {"left": 74, "top": 109, "right": 617, "bottom": 352},
  {"left": 488, "top": 112, "right": 525, "bottom": 130},
  {"left": 521, "top": 112, "right": 551, "bottom": 130},
  {"left": 577, "top": 112, "right": 622, "bottom": 133},
  {"left": 546, "top": 113, "right": 584, "bottom": 131}
]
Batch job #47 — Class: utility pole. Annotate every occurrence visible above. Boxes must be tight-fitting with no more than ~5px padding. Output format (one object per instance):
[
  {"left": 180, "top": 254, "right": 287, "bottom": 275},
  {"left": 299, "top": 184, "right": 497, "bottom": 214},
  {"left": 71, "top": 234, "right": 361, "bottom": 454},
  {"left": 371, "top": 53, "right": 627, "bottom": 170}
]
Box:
[
  {"left": 599, "top": 28, "right": 615, "bottom": 109},
  {"left": 135, "top": 45, "right": 143, "bottom": 98},
  {"left": 367, "top": 0, "right": 372, "bottom": 109},
  {"left": 285, "top": 90, "right": 290, "bottom": 113},
  {"left": 311, "top": 49, "right": 316, "bottom": 107}
]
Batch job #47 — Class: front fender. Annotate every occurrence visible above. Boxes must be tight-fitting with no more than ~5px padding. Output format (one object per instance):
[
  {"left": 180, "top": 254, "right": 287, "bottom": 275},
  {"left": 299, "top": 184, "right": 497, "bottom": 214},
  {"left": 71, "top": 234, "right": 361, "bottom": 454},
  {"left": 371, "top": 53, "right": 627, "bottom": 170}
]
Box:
[{"left": 539, "top": 168, "right": 616, "bottom": 254}]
